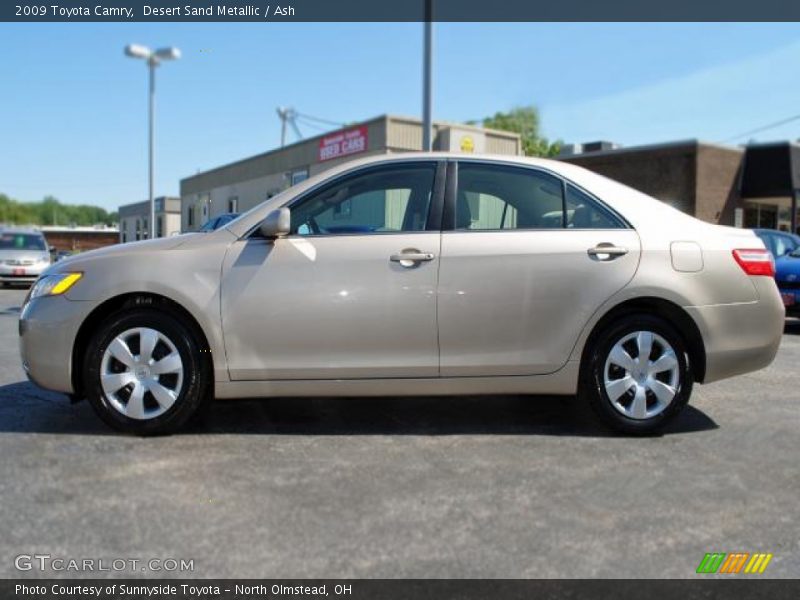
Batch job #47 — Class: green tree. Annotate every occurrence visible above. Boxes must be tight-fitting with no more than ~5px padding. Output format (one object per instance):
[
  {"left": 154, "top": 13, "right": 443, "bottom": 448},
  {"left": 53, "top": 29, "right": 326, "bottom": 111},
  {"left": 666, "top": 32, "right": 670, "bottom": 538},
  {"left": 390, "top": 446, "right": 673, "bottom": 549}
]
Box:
[
  {"left": 0, "top": 193, "right": 116, "bottom": 226},
  {"left": 474, "top": 106, "right": 561, "bottom": 157}
]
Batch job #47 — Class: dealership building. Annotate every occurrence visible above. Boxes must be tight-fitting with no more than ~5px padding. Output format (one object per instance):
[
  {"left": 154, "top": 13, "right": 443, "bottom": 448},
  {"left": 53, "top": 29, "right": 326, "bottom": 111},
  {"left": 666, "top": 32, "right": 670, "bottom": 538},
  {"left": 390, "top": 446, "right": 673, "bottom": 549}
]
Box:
[
  {"left": 179, "top": 114, "right": 522, "bottom": 231},
  {"left": 178, "top": 111, "right": 800, "bottom": 234}
]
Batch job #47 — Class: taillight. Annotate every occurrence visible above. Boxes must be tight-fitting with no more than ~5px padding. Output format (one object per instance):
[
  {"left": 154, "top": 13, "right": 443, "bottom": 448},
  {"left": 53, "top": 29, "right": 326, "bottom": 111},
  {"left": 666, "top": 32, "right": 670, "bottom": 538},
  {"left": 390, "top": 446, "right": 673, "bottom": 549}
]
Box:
[{"left": 732, "top": 248, "right": 775, "bottom": 277}]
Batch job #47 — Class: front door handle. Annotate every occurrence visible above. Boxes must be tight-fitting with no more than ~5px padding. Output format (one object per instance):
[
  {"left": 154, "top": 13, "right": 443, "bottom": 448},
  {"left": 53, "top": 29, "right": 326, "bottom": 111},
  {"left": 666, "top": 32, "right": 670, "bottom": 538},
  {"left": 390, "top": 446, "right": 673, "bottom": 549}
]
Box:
[
  {"left": 587, "top": 244, "right": 629, "bottom": 260},
  {"left": 390, "top": 250, "right": 435, "bottom": 267}
]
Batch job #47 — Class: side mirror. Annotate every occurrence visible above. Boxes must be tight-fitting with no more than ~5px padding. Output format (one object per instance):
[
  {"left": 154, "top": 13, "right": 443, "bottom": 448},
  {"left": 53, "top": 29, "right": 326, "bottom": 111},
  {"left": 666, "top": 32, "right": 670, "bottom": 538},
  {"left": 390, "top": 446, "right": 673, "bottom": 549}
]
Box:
[{"left": 259, "top": 207, "right": 290, "bottom": 239}]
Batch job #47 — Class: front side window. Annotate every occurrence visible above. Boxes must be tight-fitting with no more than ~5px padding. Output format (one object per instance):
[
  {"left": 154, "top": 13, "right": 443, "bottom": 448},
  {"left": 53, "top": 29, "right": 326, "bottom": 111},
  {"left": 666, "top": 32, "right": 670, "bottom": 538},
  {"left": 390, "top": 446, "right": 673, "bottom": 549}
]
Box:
[
  {"left": 455, "top": 163, "right": 624, "bottom": 230},
  {"left": 290, "top": 164, "right": 436, "bottom": 236}
]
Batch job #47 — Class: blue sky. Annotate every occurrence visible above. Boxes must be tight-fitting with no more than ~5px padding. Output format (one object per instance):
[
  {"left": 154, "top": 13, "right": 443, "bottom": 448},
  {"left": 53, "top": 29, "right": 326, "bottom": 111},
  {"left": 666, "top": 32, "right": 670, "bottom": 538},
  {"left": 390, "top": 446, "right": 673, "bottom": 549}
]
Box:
[{"left": 3, "top": 22, "right": 800, "bottom": 210}]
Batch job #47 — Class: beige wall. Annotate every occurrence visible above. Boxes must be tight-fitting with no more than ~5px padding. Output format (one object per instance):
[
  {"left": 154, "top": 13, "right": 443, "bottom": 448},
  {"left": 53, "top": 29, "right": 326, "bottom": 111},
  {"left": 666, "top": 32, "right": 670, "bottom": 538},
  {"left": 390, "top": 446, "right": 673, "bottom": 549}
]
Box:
[{"left": 119, "top": 212, "right": 181, "bottom": 242}]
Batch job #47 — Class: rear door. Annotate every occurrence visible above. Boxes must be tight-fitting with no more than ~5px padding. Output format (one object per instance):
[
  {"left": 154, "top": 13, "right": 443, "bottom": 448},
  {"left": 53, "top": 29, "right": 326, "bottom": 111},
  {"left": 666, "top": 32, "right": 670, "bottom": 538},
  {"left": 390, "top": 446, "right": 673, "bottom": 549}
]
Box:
[{"left": 437, "top": 160, "right": 641, "bottom": 376}]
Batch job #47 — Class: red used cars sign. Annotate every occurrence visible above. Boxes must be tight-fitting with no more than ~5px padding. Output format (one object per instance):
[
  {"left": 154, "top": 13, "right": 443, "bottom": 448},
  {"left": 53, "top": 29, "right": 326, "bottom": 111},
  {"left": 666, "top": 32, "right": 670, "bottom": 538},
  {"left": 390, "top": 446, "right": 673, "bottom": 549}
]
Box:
[{"left": 318, "top": 126, "right": 368, "bottom": 162}]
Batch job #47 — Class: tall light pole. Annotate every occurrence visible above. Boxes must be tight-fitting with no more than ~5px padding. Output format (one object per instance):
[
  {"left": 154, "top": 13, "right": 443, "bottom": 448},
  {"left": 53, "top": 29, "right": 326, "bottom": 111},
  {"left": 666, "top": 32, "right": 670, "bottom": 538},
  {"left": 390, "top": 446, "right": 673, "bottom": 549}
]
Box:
[
  {"left": 124, "top": 44, "right": 180, "bottom": 239},
  {"left": 422, "top": 0, "right": 433, "bottom": 152}
]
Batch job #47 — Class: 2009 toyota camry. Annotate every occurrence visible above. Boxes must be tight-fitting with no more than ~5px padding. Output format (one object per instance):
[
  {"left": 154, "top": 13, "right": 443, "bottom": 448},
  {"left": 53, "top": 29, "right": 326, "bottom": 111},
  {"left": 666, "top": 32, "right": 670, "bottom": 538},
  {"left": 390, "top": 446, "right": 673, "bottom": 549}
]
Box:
[{"left": 19, "top": 153, "right": 784, "bottom": 435}]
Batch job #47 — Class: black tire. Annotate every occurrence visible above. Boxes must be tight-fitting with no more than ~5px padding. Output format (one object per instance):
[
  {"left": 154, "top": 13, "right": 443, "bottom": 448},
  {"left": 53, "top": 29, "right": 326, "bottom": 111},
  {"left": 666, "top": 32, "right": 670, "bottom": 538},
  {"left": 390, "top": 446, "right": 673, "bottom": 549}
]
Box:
[
  {"left": 83, "top": 308, "right": 211, "bottom": 435},
  {"left": 581, "top": 314, "right": 693, "bottom": 435}
]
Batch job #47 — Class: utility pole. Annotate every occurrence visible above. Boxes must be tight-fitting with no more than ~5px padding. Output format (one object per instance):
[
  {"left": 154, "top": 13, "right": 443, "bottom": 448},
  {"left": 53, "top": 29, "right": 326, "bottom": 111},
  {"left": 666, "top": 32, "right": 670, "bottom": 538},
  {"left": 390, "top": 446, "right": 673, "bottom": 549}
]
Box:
[
  {"left": 148, "top": 59, "right": 155, "bottom": 239},
  {"left": 277, "top": 107, "right": 296, "bottom": 147},
  {"left": 422, "top": 0, "right": 433, "bottom": 151},
  {"left": 125, "top": 44, "right": 180, "bottom": 239}
]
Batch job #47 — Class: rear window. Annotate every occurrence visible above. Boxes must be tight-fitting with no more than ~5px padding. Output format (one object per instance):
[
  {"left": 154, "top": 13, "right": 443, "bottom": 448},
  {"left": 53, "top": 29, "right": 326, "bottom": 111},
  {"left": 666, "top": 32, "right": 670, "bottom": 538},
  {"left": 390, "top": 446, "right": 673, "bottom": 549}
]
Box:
[{"left": 0, "top": 233, "right": 46, "bottom": 251}]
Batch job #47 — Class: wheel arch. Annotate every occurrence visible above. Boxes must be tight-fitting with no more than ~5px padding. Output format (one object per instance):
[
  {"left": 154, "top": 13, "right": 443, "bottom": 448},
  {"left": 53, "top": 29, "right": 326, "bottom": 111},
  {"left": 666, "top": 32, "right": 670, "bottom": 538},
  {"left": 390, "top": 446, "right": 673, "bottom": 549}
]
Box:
[
  {"left": 579, "top": 296, "right": 707, "bottom": 384},
  {"left": 71, "top": 292, "right": 214, "bottom": 398}
]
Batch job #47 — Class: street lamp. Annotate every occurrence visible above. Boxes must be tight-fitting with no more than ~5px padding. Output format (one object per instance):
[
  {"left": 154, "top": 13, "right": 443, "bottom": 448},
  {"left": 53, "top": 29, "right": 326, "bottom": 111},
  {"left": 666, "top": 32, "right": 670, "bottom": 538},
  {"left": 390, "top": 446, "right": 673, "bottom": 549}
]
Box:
[{"left": 124, "top": 43, "right": 180, "bottom": 239}]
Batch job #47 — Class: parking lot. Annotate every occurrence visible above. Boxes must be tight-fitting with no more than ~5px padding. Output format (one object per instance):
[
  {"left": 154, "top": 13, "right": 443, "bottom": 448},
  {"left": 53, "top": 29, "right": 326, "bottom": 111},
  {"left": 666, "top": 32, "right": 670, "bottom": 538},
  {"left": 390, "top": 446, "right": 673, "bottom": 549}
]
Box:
[{"left": 0, "top": 286, "right": 798, "bottom": 579}]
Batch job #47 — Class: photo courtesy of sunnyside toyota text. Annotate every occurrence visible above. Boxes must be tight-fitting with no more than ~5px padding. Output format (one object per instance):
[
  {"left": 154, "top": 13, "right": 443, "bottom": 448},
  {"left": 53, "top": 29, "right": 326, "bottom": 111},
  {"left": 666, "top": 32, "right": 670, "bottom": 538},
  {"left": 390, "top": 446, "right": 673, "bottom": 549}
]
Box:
[{"left": 0, "top": 1, "right": 799, "bottom": 598}]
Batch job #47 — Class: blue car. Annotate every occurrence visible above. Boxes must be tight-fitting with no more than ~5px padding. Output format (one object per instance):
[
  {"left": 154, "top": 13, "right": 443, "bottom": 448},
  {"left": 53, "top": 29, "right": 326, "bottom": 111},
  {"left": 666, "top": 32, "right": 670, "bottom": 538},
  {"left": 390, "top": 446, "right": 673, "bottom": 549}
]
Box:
[
  {"left": 775, "top": 249, "right": 800, "bottom": 316},
  {"left": 753, "top": 228, "right": 800, "bottom": 316}
]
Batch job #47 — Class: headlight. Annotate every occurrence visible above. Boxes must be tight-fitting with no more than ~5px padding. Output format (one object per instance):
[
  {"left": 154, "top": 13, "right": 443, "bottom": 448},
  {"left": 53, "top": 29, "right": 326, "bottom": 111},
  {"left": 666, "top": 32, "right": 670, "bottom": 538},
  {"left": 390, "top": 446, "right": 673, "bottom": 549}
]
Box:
[{"left": 29, "top": 272, "right": 82, "bottom": 300}]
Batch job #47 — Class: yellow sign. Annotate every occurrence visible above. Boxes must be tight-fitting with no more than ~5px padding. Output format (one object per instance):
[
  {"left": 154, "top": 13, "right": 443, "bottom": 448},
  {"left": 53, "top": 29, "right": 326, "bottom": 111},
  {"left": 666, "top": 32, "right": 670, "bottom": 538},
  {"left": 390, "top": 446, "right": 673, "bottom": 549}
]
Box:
[{"left": 460, "top": 135, "right": 475, "bottom": 153}]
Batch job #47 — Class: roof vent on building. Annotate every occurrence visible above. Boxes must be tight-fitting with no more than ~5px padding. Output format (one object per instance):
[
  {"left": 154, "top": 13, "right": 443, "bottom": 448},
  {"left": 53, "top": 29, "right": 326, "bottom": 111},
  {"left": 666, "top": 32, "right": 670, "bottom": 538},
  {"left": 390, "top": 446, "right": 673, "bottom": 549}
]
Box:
[
  {"left": 558, "top": 140, "right": 620, "bottom": 156},
  {"left": 582, "top": 141, "right": 619, "bottom": 153}
]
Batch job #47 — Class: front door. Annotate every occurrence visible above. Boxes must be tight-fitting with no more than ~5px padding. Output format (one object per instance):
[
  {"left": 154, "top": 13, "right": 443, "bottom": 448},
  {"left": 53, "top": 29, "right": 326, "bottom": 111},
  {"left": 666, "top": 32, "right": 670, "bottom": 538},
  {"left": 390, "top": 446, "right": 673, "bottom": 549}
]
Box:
[
  {"left": 437, "top": 161, "right": 641, "bottom": 376},
  {"left": 220, "top": 161, "right": 444, "bottom": 380}
]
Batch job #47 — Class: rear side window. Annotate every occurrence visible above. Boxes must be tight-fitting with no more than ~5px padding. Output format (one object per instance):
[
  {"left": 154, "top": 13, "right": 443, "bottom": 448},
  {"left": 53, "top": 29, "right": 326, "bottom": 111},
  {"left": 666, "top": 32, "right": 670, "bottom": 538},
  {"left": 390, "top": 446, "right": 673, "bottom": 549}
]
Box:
[
  {"left": 454, "top": 163, "right": 625, "bottom": 230},
  {"left": 565, "top": 184, "right": 625, "bottom": 229},
  {"left": 773, "top": 234, "right": 797, "bottom": 257}
]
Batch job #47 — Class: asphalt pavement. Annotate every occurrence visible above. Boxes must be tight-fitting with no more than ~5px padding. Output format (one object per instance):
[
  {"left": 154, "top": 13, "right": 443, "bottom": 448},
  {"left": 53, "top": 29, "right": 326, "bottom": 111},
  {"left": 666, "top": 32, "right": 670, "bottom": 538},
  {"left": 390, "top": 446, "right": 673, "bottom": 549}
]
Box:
[{"left": 0, "top": 287, "right": 797, "bottom": 578}]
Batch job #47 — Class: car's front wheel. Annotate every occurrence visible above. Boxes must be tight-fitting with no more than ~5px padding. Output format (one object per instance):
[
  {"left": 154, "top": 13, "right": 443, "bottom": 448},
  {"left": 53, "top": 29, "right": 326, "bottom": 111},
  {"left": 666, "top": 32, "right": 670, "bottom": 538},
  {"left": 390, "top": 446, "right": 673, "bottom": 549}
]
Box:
[
  {"left": 582, "top": 314, "right": 693, "bottom": 434},
  {"left": 83, "top": 308, "right": 210, "bottom": 435}
]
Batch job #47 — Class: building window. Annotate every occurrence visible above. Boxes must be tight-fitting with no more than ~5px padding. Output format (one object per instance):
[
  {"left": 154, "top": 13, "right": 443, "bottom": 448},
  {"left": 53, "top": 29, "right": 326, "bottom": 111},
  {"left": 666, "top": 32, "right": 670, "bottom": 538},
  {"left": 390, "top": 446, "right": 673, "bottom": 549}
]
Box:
[
  {"left": 188, "top": 206, "right": 195, "bottom": 227},
  {"left": 157, "top": 216, "right": 163, "bottom": 238},
  {"left": 143, "top": 219, "right": 148, "bottom": 239},
  {"left": 228, "top": 196, "right": 238, "bottom": 213},
  {"left": 135, "top": 219, "right": 141, "bottom": 241},
  {"left": 291, "top": 169, "right": 309, "bottom": 186}
]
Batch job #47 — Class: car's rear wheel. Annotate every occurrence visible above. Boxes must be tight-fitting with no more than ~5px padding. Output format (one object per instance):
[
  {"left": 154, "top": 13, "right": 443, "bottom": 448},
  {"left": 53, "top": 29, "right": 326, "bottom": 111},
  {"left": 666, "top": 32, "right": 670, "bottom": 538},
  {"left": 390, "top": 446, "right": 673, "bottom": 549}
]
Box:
[
  {"left": 582, "top": 314, "right": 693, "bottom": 434},
  {"left": 83, "top": 308, "right": 210, "bottom": 435}
]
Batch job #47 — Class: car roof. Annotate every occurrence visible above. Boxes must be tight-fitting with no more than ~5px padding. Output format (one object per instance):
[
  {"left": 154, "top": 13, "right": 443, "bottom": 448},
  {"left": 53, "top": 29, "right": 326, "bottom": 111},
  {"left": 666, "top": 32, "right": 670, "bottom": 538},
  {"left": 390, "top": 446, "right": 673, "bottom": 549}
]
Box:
[
  {"left": 753, "top": 228, "right": 800, "bottom": 241},
  {"left": 0, "top": 227, "right": 43, "bottom": 235}
]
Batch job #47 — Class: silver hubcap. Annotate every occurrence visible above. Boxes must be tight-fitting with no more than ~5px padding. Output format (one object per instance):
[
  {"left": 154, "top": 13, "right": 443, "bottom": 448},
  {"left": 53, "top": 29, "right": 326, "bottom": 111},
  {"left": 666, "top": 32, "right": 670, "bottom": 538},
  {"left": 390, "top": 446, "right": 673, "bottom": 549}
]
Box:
[
  {"left": 100, "top": 327, "right": 184, "bottom": 420},
  {"left": 603, "top": 331, "right": 680, "bottom": 420}
]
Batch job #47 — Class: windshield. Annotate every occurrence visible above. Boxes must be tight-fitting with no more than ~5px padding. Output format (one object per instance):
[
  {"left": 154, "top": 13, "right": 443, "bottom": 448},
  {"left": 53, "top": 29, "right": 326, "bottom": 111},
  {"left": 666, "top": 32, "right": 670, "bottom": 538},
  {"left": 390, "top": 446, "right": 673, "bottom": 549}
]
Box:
[
  {"left": 0, "top": 233, "right": 46, "bottom": 251},
  {"left": 199, "top": 217, "right": 218, "bottom": 232}
]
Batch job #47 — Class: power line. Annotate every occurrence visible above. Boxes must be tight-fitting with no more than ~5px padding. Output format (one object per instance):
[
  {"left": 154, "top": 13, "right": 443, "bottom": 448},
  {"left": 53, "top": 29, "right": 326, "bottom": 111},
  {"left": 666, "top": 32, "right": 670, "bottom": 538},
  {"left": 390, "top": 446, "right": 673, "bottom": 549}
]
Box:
[
  {"left": 294, "top": 117, "right": 327, "bottom": 133},
  {"left": 294, "top": 111, "right": 344, "bottom": 127},
  {"left": 276, "top": 107, "right": 344, "bottom": 146},
  {"left": 720, "top": 113, "right": 800, "bottom": 144}
]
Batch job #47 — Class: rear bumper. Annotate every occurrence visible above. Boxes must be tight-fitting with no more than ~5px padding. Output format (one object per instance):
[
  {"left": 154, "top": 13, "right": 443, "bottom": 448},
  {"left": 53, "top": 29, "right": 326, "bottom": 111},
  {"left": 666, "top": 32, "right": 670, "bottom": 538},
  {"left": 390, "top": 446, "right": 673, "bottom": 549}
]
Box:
[
  {"left": 687, "top": 277, "right": 785, "bottom": 384},
  {"left": 18, "top": 295, "right": 95, "bottom": 394}
]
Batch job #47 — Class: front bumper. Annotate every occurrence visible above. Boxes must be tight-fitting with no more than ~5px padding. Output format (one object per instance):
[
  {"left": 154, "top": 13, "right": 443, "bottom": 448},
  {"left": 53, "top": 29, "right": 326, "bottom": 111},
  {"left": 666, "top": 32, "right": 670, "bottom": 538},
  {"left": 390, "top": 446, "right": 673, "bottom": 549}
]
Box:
[
  {"left": 19, "top": 295, "right": 95, "bottom": 394},
  {"left": 776, "top": 285, "right": 800, "bottom": 316},
  {"left": 0, "top": 263, "right": 48, "bottom": 284},
  {"left": 686, "top": 277, "right": 785, "bottom": 383}
]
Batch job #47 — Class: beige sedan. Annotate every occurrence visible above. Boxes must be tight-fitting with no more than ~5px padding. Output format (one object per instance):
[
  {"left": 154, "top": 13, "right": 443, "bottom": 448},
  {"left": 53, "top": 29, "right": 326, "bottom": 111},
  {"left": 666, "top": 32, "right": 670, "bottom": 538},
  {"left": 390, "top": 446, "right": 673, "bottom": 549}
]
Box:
[{"left": 19, "top": 153, "right": 784, "bottom": 435}]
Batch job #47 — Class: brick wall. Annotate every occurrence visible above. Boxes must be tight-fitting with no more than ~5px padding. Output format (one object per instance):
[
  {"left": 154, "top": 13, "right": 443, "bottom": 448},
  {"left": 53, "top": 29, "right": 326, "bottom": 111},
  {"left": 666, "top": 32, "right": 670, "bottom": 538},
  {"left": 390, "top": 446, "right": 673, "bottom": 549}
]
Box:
[{"left": 42, "top": 231, "right": 118, "bottom": 253}]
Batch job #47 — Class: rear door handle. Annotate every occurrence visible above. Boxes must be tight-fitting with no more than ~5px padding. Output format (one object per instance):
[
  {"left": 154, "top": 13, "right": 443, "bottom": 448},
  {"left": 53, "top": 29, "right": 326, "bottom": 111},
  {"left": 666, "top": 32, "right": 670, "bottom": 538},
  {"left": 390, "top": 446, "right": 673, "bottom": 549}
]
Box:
[
  {"left": 587, "top": 245, "right": 629, "bottom": 260},
  {"left": 390, "top": 251, "right": 435, "bottom": 267}
]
